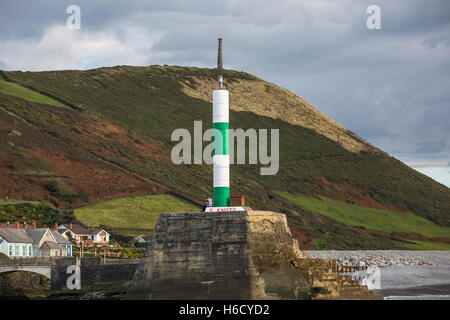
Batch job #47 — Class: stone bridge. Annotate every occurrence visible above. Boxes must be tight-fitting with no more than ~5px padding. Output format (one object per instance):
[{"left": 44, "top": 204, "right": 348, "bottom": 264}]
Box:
[
  {"left": 0, "top": 264, "right": 52, "bottom": 279},
  {"left": 0, "top": 257, "right": 139, "bottom": 291}
]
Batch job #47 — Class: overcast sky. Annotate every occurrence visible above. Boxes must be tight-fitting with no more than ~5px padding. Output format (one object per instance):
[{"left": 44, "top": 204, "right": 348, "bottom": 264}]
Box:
[{"left": 1, "top": 0, "right": 449, "bottom": 186}]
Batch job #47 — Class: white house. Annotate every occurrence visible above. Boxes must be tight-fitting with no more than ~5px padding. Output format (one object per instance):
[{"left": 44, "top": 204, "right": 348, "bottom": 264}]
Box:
[
  {"left": 0, "top": 229, "right": 33, "bottom": 258},
  {"left": 58, "top": 224, "right": 110, "bottom": 245},
  {"left": 0, "top": 227, "right": 72, "bottom": 258}
]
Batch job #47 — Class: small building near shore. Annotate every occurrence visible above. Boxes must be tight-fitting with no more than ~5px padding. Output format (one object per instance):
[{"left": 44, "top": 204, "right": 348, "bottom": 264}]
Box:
[
  {"left": 135, "top": 235, "right": 152, "bottom": 243},
  {"left": 58, "top": 224, "right": 110, "bottom": 245}
]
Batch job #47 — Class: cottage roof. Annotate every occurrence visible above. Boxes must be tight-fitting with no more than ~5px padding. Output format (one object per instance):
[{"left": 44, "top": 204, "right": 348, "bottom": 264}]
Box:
[
  {"left": 58, "top": 228, "right": 71, "bottom": 235},
  {"left": 91, "top": 228, "right": 110, "bottom": 236},
  {"left": 0, "top": 229, "right": 32, "bottom": 243},
  {"left": 137, "top": 235, "right": 151, "bottom": 242},
  {"left": 26, "top": 229, "right": 49, "bottom": 244},
  {"left": 41, "top": 241, "right": 63, "bottom": 250},
  {"left": 61, "top": 224, "right": 91, "bottom": 235},
  {"left": 50, "top": 231, "right": 72, "bottom": 245},
  {"left": 61, "top": 224, "right": 109, "bottom": 236}
]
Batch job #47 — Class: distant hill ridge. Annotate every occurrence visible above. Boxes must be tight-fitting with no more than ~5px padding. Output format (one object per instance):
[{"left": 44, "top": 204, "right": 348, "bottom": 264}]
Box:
[{"left": 180, "top": 73, "right": 381, "bottom": 154}]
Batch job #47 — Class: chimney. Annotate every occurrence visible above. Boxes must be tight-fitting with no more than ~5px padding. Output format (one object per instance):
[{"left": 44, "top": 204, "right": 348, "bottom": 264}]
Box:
[
  {"left": 15, "top": 221, "right": 20, "bottom": 229},
  {"left": 32, "top": 222, "right": 36, "bottom": 229},
  {"left": 69, "top": 223, "right": 73, "bottom": 230},
  {"left": 54, "top": 223, "right": 58, "bottom": 232},
  {"left": 217, "top": 38, "right": 223, "bottom": 69}
]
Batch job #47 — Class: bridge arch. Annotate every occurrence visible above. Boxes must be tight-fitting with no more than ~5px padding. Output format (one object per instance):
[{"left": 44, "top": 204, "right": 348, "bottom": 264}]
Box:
[{"left": 0, "top": 265, "right": 52, "bottom": 279}]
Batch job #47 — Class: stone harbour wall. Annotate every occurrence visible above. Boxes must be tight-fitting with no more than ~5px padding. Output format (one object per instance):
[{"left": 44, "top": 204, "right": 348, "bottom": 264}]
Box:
[
  {"left": 126, "top": 208, "right": 381, "bottom": 300},
  {"left": 51, "top": 257, "right": 139, "bottom": 291}
]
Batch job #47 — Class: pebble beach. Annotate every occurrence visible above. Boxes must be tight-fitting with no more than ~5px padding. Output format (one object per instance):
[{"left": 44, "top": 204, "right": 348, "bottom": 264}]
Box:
[
  {"left": 308, "top": 250, "right": 450, "bottom": 267},
  {"left": 308, "top": 250, "right": 450, "bottom": 299}
]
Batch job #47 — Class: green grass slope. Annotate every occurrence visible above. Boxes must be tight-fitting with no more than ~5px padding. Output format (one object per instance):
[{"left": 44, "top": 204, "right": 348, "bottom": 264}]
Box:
[
  {"left": 399, "top": 240, "right": 450, "bottom": 250},
  {"left": 278, "top": 192, "right": 450, "bottom": 238},
  {"left": 75, "top": 194, "right": 200, "bottom": 236},
  {"left": 0, "top": 78, "right": 69, "bottom": 108}
]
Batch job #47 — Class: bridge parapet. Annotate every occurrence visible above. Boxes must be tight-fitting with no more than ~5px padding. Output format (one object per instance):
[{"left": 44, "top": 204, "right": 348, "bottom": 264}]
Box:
[
  {"left": 4, "top": 257, "right": 59, "bottom": 266},
  {"left": 0, "top": 265, "right": 52, "bottom": 279}
]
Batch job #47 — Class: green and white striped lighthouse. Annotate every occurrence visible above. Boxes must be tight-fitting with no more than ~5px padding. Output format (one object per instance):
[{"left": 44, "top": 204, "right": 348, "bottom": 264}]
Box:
[{"left": 213, "top": 38, "right": 230, "bottom": 207}]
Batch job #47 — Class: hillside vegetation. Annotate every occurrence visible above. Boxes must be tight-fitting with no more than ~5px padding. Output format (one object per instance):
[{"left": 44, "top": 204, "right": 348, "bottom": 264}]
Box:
[
  {"left": 0, "top": 77, "right": 69, "bottom": 108},
  {"left": 0, "top": 199, "right": 75, "bottom": 227},
  {"left": 75, "top": 194, "right": 199, "bottom": 236},
  {"left": 278, "top": 192, "right": 450, "bottom": 238},
  {"left": 0, "top": 65, "right": 448, "bottom": 249}
]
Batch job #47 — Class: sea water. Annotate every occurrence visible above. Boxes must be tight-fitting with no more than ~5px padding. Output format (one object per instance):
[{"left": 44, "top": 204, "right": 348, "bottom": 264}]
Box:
[{"left": 385, "top": 295, "right": 450, "bottom": 300}]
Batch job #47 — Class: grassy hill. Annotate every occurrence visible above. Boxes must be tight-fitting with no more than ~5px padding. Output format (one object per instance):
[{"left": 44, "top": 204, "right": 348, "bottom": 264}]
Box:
[
  {"left": 75, "top": 194, "right": 199, "bottom": 236},
  {"left": 278, "top": 192, "right": 450, "bottom": 244},
  {"left": 0, "top": 77, "right": 69, "bottom": 108},
  {"left": 0, "top": 65, "right": 448, "bottom": 249}
]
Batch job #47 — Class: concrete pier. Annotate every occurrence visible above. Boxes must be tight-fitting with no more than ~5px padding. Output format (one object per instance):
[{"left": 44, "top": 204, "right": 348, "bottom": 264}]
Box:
[
  {"left": 126, "top": 208, "right": 310, "bottom": 299},
  {"left": 126, "top": 208, "right": 382, "bottom": 300}
]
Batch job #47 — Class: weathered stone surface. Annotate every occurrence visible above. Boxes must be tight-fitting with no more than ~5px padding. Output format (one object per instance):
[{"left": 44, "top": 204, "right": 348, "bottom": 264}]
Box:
[
  {"left": 0, "top": 257, "right": 139, "bottom": 294},
  {"left": 51, "top": 257, "right": 139, "bottom": 291},
  {"left": 126, "top": 208, "right": 381, "bottom": 300},
  {"left": 127, "top": 208, "right": 307, "bottom": 299}
]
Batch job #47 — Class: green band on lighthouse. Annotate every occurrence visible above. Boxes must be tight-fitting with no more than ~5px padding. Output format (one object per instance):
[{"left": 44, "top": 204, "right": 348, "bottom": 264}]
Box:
[
  {"left": 213, "top": 187, "right": 230, "bottom": 207},
  {"left": 213, "top": 122, "right": 229, "bottom": 156}
]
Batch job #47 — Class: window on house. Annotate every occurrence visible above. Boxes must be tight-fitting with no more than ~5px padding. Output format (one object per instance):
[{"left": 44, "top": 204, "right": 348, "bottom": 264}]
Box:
[
  {"left": 9, "top": 246, "right": 13, "bottom": 256},
  {"left": 28, "top": 246, "right": 32, "bottom": 256},
  {"left": 16, "top": 246, "right": 19, "bottom": 256},
  {"left": 23, "top": 246, "right": 26, "bottom": 256}
]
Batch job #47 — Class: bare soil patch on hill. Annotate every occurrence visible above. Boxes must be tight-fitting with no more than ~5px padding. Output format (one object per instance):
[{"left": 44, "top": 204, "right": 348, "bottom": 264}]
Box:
[{"left": 308, "top": 176, "right": 407, "bottom": 212}]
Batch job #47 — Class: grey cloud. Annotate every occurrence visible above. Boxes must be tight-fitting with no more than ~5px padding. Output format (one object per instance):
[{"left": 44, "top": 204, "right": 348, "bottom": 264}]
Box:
[{"left": 414, "top": 140, "right": 447, "bottom": 154}]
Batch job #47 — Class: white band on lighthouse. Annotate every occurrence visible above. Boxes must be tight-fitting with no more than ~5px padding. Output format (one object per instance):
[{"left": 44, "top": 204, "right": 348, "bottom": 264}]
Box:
[
  {"left": 213, "top": 155, "right": 230, "bottom": 187},
  {"left": 213, "top": 90, "right": 229, "bottom": 123}
]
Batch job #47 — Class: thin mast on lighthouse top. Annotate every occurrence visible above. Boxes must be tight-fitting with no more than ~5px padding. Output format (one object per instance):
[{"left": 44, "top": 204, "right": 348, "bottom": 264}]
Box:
[
  {"left": 212, "top": 37, "right": 230, "bottom": 207},
  {"left": 218, "top": 38, "right": 223, "bottom": 88},
  {"left": 217, "top": 38, "right": 223, "bottom": 69}
]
